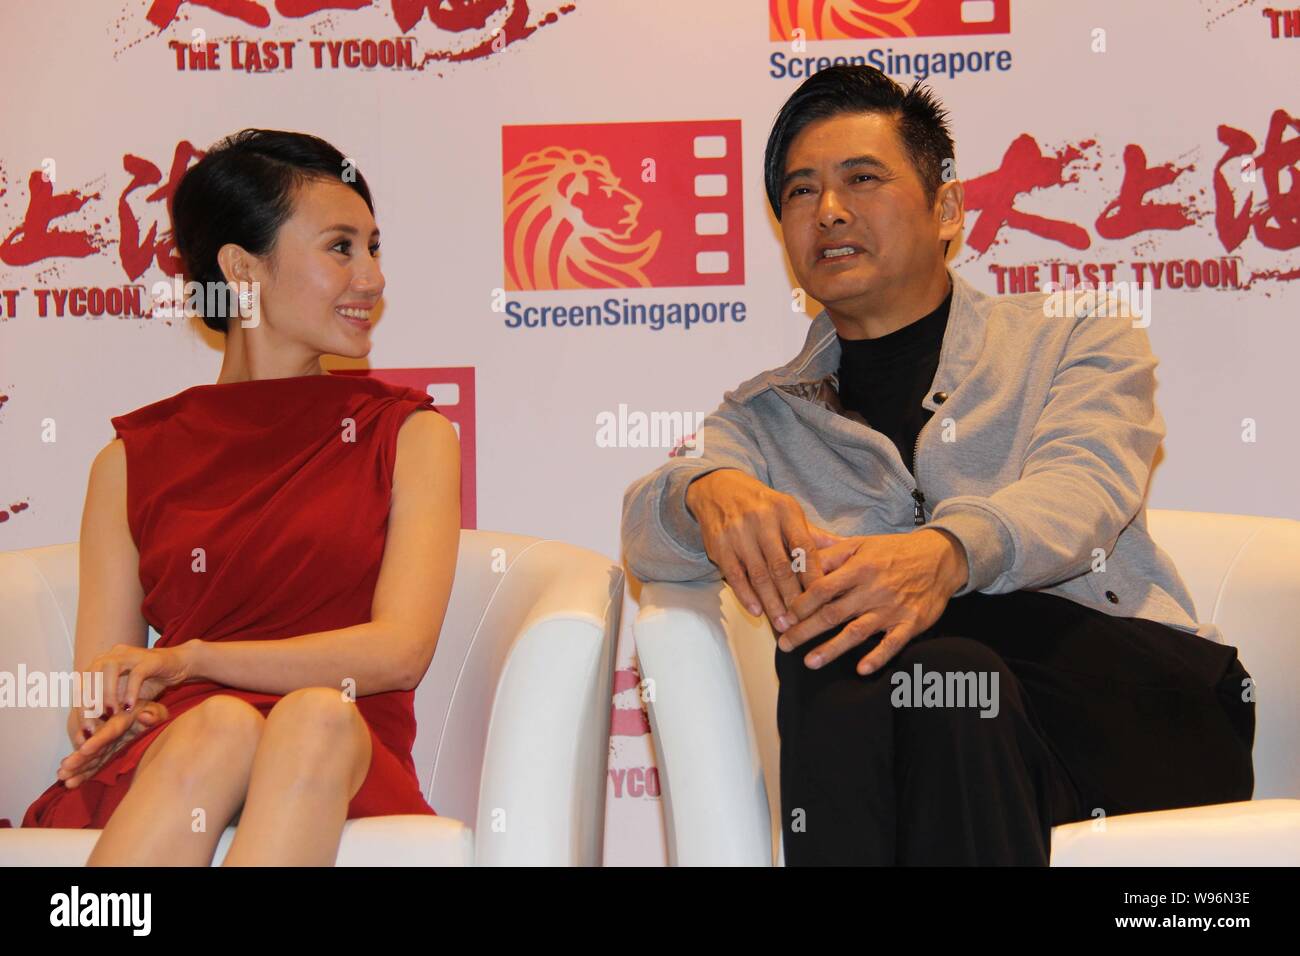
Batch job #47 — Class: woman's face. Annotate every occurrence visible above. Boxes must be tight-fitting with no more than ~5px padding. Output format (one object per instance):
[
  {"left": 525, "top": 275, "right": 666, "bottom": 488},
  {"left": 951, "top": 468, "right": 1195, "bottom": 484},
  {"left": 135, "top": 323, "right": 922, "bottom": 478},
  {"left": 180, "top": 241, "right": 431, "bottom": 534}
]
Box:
[{"left": 239, "top": 176, "right": 385, "bottom": 359}]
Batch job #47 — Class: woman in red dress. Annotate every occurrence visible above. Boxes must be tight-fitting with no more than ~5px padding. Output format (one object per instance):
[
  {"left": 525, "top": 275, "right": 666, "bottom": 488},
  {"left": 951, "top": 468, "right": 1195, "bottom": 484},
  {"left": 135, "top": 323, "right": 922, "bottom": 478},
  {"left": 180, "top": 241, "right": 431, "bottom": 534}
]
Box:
[{"left": 20, "top": 129, "right": 462, "bottom": 866}]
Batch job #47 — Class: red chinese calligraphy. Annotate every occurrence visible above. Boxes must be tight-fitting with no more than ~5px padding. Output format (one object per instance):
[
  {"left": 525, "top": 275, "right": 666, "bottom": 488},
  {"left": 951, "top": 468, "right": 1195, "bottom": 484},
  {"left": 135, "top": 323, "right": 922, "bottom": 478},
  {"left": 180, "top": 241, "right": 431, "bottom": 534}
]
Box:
[
  {"left": 148, "top": 0, "right": 271, "bottom": 28},
  {"left": 1214, "top": 109, "right": 1300, "bottom": 252},
  {"left": 277, "top": 0, "right": 370, "bottom": 16},
  {"left": 0, "top": 171, "right": 102, "bottom": 266},
  {"left": 147, "top": 0, "right": 369, "bottom": 30},
  {"left": 118, "top": 142, "right": 204, "bottom": 282},
  {"left": 146, "top": 0, "right": 513, "bottom": 32},
  {"left": 1095, "top": 144, "right": 1196, "bottom": 240},
  {"left": 144, "top": 0, "right": 539, "bottom": 63},
  {"left": 393, "top": 0, "right": 512, "bottom": 32},
  {"left": 962, "top": 134, "right": 1093, "bottom": 253}
]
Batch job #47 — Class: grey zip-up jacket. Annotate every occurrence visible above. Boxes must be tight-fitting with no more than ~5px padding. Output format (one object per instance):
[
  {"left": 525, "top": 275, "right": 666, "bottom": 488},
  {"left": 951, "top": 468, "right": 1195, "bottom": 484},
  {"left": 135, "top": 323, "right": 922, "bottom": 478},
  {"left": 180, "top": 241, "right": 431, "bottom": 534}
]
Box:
[{"left": 621, "top": 268, "right": 1222, "bottom": 644}]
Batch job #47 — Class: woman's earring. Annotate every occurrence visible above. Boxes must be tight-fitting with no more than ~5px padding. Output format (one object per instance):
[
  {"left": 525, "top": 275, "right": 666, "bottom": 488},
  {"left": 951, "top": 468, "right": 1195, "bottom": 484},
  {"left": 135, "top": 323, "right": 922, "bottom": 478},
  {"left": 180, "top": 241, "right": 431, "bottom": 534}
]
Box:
[{"left": 239, "top": 289, "right": 255, "bottom": 314}]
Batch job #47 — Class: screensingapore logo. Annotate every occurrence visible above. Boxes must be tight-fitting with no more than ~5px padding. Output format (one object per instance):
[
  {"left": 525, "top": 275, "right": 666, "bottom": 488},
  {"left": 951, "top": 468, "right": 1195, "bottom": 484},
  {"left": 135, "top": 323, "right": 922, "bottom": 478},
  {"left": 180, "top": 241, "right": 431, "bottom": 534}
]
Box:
[
  {"left": 767, "top": 0, "right": 1015, "bottom": 82},
  {"left": 498, "top": 120, "right": 749, "bottom": 333},
  {"left": 768, "top": 0, "right": 1011, "bottom": 40}
]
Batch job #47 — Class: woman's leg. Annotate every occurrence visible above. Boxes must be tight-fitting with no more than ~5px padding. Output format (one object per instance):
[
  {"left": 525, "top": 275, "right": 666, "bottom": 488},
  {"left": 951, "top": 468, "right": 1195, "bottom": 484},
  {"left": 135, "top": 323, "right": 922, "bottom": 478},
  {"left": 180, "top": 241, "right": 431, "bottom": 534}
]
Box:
[
  {"left": 87, "top": 695, "right": 265, "bottom": 866},
  {"left": 220, "top": 687, "right": 373, "bottom": 866}
]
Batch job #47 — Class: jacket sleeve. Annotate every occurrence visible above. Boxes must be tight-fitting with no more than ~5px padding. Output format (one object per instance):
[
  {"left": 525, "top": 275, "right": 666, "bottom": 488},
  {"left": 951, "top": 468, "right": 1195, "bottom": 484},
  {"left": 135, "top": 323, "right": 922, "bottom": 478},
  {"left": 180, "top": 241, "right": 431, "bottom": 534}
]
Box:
[
  {"left": 924, "top": 307, "right": 1166, "bottom": 595},
  {"left": 620, "top": 391, "right": 770, "bottom": 583}
]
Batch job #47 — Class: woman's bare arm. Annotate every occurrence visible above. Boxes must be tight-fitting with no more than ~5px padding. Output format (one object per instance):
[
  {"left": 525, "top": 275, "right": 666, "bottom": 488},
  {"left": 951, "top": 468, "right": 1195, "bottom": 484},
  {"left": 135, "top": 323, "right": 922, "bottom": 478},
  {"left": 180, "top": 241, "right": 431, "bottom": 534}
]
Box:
[
  {"left": 68, "top": 440, "right": 149, "bottom": 740},
  {"left": 76, "top": 440, "right": 149, "bottom": 667},
  {"left": 174, "top": 409, "right": 461, "bottom": 698}
]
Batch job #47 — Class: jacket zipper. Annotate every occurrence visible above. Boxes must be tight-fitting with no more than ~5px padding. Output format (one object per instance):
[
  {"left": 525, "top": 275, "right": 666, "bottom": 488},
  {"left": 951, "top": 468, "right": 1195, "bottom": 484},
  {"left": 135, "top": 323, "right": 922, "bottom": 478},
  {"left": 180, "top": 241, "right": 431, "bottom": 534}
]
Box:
[
  {"left": 910, "top": 430, "right": 926, "bottom": 526},
  {"left": 778, "top": 379, "right": 930, "bottom": 527}
]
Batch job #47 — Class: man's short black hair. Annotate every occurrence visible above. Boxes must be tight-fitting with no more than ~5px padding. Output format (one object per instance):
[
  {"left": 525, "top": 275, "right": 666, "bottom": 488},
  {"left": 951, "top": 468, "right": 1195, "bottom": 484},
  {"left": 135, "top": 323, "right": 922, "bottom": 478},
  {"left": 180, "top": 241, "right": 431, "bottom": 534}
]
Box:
[{"left": 764, "top": 65, "right": 955, "bottom": 221}]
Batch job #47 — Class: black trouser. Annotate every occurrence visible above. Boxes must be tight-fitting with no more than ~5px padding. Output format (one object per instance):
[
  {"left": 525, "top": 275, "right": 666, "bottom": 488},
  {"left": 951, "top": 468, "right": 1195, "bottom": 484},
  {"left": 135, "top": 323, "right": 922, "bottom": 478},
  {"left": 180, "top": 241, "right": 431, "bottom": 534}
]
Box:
[{"left": 775, "top": 589, "right": 1255, "bottom": 866}]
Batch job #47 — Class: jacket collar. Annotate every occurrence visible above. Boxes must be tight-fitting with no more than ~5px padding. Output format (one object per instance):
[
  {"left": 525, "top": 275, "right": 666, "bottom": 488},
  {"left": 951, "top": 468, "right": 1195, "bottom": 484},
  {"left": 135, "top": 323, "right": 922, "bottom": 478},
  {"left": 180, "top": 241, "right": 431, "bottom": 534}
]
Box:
[{"left": 732, "top": 266, "right": 986, "bottom": 414}]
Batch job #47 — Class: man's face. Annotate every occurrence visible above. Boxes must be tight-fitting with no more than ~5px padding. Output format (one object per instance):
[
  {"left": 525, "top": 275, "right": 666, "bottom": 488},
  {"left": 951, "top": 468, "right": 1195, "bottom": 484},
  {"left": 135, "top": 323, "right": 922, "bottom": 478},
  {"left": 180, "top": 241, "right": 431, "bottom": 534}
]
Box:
[{"left": 778, "top": 111, "right": 958, "bottom": 316}]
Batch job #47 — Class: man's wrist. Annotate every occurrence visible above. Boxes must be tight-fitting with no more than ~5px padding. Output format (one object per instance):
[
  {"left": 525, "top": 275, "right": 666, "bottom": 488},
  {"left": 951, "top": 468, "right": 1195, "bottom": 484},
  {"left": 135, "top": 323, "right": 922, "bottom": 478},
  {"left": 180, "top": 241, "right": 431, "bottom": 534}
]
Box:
[
  {"left": 684, "top": 467, "right": 736, "bottom": 523},
  {"left": 923, "top": 527, "right": 970, "bottom": 596}
]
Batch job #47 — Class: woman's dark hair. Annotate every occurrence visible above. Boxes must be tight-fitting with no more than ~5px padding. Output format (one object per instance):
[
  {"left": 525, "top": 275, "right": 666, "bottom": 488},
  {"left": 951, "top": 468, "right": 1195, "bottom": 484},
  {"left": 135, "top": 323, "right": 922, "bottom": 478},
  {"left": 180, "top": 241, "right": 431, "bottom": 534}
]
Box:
[
  {"left": 763, "top": 65, "right": 955, "bottom": 221},
  {"left": 170, "top": 128, "right": 374, "bottom": 334}
]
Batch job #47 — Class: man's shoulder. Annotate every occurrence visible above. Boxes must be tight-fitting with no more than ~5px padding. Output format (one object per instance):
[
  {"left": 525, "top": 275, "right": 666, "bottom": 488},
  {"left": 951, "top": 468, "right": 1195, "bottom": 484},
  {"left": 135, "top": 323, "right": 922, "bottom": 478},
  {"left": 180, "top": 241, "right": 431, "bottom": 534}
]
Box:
[
  {"left": 725, "top": 312, "right": 838, "bottom": 405},
  {"left": 956, "top": 272, "right": 1049, "bottom": 320},
  {"left": 951, "top": 275, "right": 1071, "bottom": 353}
]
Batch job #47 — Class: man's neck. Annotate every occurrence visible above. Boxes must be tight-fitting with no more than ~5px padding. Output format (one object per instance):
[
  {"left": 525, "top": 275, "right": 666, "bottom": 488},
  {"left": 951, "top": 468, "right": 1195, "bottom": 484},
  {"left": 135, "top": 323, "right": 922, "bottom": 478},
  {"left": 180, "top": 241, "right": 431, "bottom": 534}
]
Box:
[{"left": 828, "top": 267, "right": 952, "bottom": 341}]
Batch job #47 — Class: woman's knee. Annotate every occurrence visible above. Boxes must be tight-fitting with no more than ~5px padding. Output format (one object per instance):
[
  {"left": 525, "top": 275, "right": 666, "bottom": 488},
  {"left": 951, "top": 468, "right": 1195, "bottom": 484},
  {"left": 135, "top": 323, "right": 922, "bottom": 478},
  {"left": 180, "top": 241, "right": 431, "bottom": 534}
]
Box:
[
  {"left": 265, "top": 688, "right": 370, "bottom": 753},
  {"left": 267, "top": 687, "right": 363, "bottom": 728},
  {"left": 136, "top": 695, "right": 264, "bottom": 785},
  {"left": 261, "top": 688, "right": 372, "bottom": 793}
]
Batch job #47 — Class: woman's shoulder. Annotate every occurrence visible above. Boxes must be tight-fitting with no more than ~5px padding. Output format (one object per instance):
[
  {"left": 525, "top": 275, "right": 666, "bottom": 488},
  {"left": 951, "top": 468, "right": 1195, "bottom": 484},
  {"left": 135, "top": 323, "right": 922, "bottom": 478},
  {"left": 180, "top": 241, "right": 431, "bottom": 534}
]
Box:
[
  {"left": 108, "top": 372, "right": 436, "bottom": 435},
  {"left": 329, "top": 372, "right": 436, "bottom": 407},
  {"left": 109, "top": 390, "right": 186, "bottom": 437}
]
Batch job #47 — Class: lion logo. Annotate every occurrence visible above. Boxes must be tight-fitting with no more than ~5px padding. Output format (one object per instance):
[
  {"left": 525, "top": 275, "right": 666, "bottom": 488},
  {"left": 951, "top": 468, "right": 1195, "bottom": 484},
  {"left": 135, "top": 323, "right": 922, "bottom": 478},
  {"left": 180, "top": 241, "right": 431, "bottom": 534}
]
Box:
[
  {"left": 503, "top": 146, "right": 662, "bottom": 290},
  {"left": 769, "top": 0, "right": 923, "bottom": 40}
]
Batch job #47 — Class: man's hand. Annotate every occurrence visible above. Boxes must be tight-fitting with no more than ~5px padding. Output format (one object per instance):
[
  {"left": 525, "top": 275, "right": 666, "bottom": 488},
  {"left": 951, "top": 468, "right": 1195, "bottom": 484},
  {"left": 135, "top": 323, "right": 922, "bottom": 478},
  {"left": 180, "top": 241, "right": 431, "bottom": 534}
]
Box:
[
  {"left": 779, "top": 528, "right": 969, "bottom": 675},
  {"left": 685, "top": 469, "right": 831, "bottom": 629}
]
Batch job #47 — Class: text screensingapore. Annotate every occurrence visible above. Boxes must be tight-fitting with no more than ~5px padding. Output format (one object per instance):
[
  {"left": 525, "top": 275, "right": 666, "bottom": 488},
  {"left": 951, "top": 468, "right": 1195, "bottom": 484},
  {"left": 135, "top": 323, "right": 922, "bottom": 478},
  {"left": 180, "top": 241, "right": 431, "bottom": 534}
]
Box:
[
  {"left": 770, "top": 48, "right": 1013, "bottom": 82},
  {"left": 503, "top": 298, "right": 748, "bottom": 331}
]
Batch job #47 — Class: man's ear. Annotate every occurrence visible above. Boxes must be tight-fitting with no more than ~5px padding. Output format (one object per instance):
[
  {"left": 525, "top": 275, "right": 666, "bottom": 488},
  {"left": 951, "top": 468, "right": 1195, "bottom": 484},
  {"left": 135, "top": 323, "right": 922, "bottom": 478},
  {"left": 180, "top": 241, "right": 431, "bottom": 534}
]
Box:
[{"left": 936, "top": 179, "right": 965, "bottom": 242}]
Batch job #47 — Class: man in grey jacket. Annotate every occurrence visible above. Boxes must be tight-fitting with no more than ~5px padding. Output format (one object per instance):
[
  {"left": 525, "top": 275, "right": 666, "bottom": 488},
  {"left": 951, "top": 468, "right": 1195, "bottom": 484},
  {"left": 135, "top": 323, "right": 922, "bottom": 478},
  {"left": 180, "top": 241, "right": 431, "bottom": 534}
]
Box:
[{"left": 620, "top": 65, "right": 1253, "bottom": 865}]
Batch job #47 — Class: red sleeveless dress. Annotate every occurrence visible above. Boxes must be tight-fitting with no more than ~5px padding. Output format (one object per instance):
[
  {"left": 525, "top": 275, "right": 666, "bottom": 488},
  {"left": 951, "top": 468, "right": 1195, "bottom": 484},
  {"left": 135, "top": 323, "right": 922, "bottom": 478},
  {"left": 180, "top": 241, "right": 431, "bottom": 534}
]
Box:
[{"left": 22, "top": 372, "right": 442, "bottom": 828}]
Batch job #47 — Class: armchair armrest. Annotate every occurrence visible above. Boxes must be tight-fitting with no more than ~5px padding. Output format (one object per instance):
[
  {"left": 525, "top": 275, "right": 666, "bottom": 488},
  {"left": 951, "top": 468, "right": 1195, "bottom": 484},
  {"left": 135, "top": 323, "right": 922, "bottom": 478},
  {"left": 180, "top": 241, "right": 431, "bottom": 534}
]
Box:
[
  {"left": 460, "top": 540, "right": 623, "bottom": 866},
  {"left": 634, "top": 580, "right": 779, "bottom": 865}
]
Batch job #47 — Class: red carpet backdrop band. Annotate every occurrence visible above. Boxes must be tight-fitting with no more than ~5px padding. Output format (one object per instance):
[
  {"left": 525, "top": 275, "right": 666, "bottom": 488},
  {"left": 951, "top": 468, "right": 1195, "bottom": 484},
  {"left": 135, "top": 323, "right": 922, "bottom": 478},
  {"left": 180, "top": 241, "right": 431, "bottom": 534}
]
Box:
[{"left": 0, "top": 0, "right": 1296, "bottom": 864}]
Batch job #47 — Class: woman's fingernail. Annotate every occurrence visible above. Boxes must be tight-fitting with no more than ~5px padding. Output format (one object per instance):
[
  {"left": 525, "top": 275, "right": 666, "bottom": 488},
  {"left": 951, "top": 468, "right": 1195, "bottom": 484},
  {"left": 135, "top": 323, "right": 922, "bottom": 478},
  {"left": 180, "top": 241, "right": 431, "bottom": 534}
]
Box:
[
  {"left": 775, "top": 615, "right": 793, "bottom": 631},
  {"left": 807, "top": 654, "right": 822, "bottom": 668},
  {"left": 778, "top": 637, "right": 791, "bottom": 652},
  {"left": 747, "top": 603, "right": 761, "bottom": 615}
]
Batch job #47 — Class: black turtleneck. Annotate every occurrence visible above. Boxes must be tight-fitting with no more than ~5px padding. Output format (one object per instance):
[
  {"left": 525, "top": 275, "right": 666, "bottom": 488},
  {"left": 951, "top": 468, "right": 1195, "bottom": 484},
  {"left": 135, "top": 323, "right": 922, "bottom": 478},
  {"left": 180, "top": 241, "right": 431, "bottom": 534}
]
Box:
[{"left": 835, "top": 282, "right": 952, "bottom": 478}]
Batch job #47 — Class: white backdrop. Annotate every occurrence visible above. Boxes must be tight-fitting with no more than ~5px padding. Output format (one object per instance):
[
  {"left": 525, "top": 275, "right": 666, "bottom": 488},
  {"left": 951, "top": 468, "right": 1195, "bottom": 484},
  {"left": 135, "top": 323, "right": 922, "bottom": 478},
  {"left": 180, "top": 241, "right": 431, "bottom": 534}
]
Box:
[{"left": 1, "top": 0, "right": 1296, "bottom": 864}]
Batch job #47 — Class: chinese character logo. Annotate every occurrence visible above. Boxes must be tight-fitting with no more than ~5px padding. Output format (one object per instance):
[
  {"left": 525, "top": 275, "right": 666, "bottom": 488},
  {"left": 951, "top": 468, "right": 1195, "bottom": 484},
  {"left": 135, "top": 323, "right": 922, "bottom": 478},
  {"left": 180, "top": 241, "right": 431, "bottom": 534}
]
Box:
[
  {"left": 501, "top": 120, "right": 744, "bottom": 290},
  {"left": 138, "top": 0, "right": 576, "bottom": 63}
]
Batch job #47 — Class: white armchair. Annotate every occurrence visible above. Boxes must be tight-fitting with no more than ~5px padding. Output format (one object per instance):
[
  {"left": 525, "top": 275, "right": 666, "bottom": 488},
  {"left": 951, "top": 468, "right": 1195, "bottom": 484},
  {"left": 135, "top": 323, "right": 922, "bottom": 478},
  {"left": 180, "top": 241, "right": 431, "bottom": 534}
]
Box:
[
  {"left": 633, "top": 509, "right": 1300, "bottom": 866},
  {"left": 0, "top": 529, "right": 623, "bottom": 866}
]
